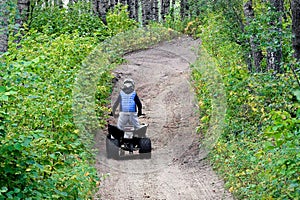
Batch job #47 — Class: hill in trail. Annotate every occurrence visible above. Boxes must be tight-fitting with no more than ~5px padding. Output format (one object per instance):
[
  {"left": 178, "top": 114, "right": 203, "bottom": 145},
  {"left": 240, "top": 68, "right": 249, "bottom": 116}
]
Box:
[{"left": 94, "top": 36, "right": 233, "bottom": 200}]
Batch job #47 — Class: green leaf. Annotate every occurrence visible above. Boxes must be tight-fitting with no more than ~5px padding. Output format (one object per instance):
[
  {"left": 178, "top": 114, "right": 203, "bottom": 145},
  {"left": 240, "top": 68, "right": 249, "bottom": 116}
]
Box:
[
  {"left": 0, "top": 86, "right": 6, "bottom": 93},
  {"left": 264, "top": 141, "right": 275, "bottom": 150},
  {"left": 49, "top": 153, "right": 57, "bottom": 159},
  {"left": 14, "top": 143, "right": 22, "bottom": 150},
  {"left": 0, "top": 187, "right": 8, "bottom": 193},
  {"left": 5, "top": 91, "right": 17, "bottom": 95},
  {"left": 0, "top": 95, "right": 8, "bottom": 101},
  {"left": 293, "top": 90, "right": 300, "bottom": 102}
]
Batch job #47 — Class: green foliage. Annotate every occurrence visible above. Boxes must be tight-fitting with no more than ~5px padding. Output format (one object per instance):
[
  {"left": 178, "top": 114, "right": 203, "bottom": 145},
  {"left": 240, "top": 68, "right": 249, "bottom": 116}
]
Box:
[
  {"left": 185, "top": 0, "right": 300, "bottom": 198},
  {"left": 95, "top": 72, "right": 114, "bottom": 127},
  {"left": 102, "top": 24, "right": 180, "bottom": 56},
  {"left": 163, "top": 5, "right": 187, "bottom": 32},
  {"left": 242, "top": 2, "right": 293, "bottom": 71},
  {"left": 182, "top": 18, "right": 202, "bottom": 38},
  {"left": 193, "top": 47, "right": 300, "bottom": 199},
  {"left": 210, "top": 89, "right": 300, "bottom": 199},
  {"left": 190, "top": 8, "right": 300, "bottom": 198},
  {"left": 28, "top": 2, "right": 138, "bottom": 40},
  {"left": 191, "top": 48, "right": 227, "bottom": 152},
  {"left": 106, "top": 4, "right": 138, "bottom": 36},
  {"left": 29, "top": 2, "right": 108, "bottom": 39},
  {"left": 186, "top": 0, "right": 293, "bottom": 72},
  {"left": 1, "top": 31, "right": 100, "bottom": 199},
  {"left": 188, "top": 0, "right": 244, "bottom": 44}
]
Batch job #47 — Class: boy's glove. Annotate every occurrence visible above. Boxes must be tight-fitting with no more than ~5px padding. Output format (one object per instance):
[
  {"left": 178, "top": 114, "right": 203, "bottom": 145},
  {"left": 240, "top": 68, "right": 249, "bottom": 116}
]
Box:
[
  {"left": 110, "top": 112, "right": 119, "bottom": 118},
  {"left": 138, "top": 111, "right": 142, "bottom": 117}
]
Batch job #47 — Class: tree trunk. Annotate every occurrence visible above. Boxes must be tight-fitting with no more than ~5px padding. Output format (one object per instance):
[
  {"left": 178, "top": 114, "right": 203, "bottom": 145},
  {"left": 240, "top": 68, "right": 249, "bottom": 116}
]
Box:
[
  {"left": 128, "top": 0, "right": 138, "bottom": 21},
  {"left": 45, "top": 0, "right": 50, "bottom": 7},
  {"left": 180, "top": 0, "right": 187, "bottom": 19},
  {"left": 16, "top": 0, "right": 30, "bottom": 27},
  {"left": 69, "top": 0, "right": 78, "bottom": 5},
  {"left": 291, "top": 0, "right": 300, "bottom": 61},
  {"left": 99, "top": 0, "right": 110, "bottom": 24},
  {"left": 135, "top": 0, "right": 139, "bottom": 21},
  {"left": 161, "top": 0, "right": 170, "bottom": 21},
  {"left": 120, "top": 0, "right": 127, "bottom": 6},
  {"left": 149, "top": 0, "right": 154, "bottom": 21},
  {"left": 170, "top": 0, "right": 175, "bottom": 19},
  {"left": 55, "top": 0, "right": 63, "bottom": 8},
  {"left": 185, "top": 0, "right": 189, "bottom": 18},
  {"left": 93, "top": 0, "right": 101, "bottom": 16},
  {"left": 0, "top": 0, "right": 9, "bottom": 53},
  {"left": 109, "top": 0, "right": 116, "bottom": 10},
  {"left": 147, "top": 0, "right": 158, "bottom": 21},
  {"left": 243, "top": 0, "right": 263, "bottom": 72},
  {"left": 141, "top": 0, "right": 151, "bottom": 25},
  {"left": 267, "top": 0, "right": 283, "bottom": 73},
  {"left": 141, "top": 0, "right": 146, "bottom": 24},
  {"left": 153, "top": 0, "right": 159, "bottom": 21}
]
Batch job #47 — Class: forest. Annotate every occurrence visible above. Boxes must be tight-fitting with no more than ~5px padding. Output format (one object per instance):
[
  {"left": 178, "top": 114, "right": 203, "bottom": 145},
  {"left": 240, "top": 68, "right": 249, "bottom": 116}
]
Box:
[{"left": 0, "top": 0, "right": 299, "bottom": 199}]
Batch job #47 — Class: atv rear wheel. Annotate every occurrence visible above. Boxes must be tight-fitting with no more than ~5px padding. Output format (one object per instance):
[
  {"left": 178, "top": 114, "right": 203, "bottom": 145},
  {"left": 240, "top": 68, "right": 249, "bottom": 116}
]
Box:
[
  {"left": 106, "top": 136, "right": 119, "bottom": 159},
  {"left": 139, "top": 138, "right": 151, "bottom": 153}
]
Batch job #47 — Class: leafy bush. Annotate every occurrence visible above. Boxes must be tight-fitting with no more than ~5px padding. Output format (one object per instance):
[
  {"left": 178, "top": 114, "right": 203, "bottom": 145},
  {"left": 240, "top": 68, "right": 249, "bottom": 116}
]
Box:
[
  {"left": 164, "top": 12, "right": 187, "bottom": 33},
  {"left": 29, "top": 2, "right": 108, "bottom": 39},
  {"left": 190, "top": 8, "right": 300, "bottom": 199},
  {"left": 1, "top": 31, "right": 101, "bottom": 199},
  {"left": 209, "top": 72, "right": 300, "bottom": 199},
  {"left": 106, "top": 4, "right": 138, "bottom": 36}
]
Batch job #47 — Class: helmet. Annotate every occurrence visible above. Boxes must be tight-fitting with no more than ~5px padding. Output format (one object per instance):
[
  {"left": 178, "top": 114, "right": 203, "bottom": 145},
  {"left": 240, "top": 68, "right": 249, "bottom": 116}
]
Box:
[{"left": 123, "top": 78, "right": 135, "bottom": 88}]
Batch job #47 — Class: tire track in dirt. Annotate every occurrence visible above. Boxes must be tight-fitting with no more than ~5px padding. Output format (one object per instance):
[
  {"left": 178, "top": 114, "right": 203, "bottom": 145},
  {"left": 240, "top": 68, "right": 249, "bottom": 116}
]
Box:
[{"left": 94, "top": 36, "right": 234, "bottom": 200}]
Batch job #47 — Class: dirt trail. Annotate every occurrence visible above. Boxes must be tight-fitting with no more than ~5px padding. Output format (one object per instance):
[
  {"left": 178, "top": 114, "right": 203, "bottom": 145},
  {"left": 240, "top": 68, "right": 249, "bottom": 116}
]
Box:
[{"left": 94, "top": 37, "right": 233, "bottom": 200}]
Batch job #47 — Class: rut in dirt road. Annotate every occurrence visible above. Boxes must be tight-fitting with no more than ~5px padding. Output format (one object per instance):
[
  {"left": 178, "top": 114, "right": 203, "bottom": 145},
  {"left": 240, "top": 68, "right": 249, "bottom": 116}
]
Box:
[{"left": 94, "top": 37, "right": 234, "bottom": 200}]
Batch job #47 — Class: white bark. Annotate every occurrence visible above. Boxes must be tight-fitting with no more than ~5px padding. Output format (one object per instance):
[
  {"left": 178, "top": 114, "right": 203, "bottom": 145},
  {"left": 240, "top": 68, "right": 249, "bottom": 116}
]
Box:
[{"left": 0, "top": 0, "right": 9, "bottom": 53}]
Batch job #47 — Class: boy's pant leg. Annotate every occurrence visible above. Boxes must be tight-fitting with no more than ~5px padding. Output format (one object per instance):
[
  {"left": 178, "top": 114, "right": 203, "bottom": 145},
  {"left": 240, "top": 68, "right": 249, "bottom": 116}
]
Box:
[
  {"left": 117, "top": 112, "right": 140, "bottom": 130},
  {"left": 117, "top": 112, "right": 129, "bottom": 130},
  {"left": 130, "top": 113, "right": 140, "bottom": 129}
]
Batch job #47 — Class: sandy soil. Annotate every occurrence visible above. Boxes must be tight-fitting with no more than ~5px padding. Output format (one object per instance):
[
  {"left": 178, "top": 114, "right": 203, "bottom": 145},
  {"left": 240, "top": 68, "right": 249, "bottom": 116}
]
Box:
[{"left": 94, "top": 36, "right": 234, "bottom": 200}]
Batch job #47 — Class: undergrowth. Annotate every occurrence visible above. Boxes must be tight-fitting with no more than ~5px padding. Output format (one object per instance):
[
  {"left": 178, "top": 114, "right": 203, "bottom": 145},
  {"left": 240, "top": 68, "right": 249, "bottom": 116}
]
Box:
[{"left": 189, "top": 12, "right": 300, "bottom": 200}]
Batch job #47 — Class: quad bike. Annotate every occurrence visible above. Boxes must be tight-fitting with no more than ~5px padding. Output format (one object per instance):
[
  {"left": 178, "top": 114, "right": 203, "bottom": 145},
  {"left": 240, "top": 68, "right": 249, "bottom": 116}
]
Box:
[{"left": 106, "top": 121, "right": 152, "bottom": 159}]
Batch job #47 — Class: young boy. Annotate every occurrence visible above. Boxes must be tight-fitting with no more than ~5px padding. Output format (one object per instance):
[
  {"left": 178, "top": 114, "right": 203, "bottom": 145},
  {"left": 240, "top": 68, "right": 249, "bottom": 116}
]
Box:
[{"left": 112, "top": 78, "right": 142, "bottom": 130}]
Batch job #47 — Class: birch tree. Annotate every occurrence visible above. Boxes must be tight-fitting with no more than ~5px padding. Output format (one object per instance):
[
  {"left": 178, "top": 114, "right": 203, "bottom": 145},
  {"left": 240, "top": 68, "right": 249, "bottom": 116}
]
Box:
[
  {"left": 161, "top": 0, "right": 170, "bottom": 20},
  {"left": 0, "top": 0, "right": 9, "bottom": 53},
  {"left": 180, "top": 0, "right": 187, "bottom": 19},
  {"left": 99, "top": 0, "right": 110, "bottom": 24},
  {"left": 17, "top": 0, "right": 30, "bottom": 25},
  {"left": 243, "top": 0, "right": 263, "bottom": 72},
  {"left": 141, "top": 0, "right": 151, "bottom": 25},
  {"left": 93, "top": 0, "right": 100, "bottom": 16},
  {"left": 267, "top": 0, "right": 283, "bottom": 73},
  {"left": 128, "top": 0, "right": 138, "bottom": 21},
  {"left": 170, "top": 0, "right": 175, "bottom": 19},
  {"left": 109, "top": 0, "right": 117, "bottom": 9},
  {"left": 55, "top": 0, "right": 63, "bottom": 8},
  {"left": 153, "top": 0, "right": 159, "bottom": 21},
  {"left": 149, "top": 0, "right": 154, "bottom": 20}
]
